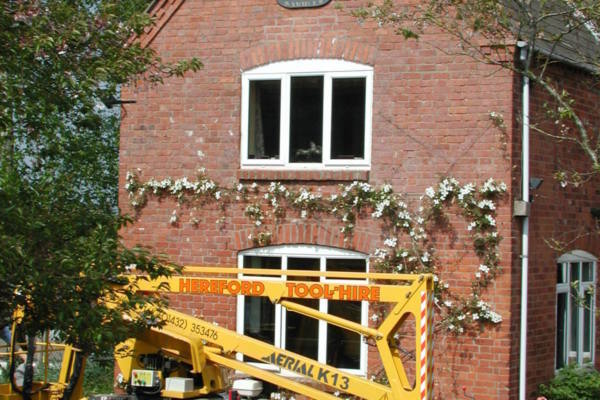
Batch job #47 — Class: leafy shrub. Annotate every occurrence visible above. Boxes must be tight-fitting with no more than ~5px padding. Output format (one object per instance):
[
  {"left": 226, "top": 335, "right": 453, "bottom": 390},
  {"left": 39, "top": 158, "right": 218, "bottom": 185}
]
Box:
[
  {"left": 83, "top": 357, "right": 115, "bottom": 396},
  {"left": 538, "top": 365, "right": 600, "bottom": 400}
]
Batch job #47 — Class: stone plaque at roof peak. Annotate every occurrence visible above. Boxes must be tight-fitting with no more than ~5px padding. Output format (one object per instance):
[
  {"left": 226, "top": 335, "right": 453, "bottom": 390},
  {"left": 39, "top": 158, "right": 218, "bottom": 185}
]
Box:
[{"left": 278, "top": 0, "right": 332, "bottom": 9}]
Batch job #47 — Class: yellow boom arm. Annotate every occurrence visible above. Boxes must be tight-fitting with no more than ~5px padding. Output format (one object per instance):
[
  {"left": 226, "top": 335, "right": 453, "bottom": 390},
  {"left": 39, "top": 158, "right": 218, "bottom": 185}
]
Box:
[{"left": 119, "top": 267, "right": 434, "bottom": 400}]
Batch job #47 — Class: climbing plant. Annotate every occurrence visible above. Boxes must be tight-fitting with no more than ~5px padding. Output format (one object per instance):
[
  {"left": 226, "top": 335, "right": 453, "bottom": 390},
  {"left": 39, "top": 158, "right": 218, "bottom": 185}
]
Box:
[{"left": 126, "top": 170, "right": 507, "bottom": 333}]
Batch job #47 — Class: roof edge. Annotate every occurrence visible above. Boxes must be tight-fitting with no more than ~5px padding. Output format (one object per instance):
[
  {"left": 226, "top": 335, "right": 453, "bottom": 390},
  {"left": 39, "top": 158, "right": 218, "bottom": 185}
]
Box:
[{"left": 138, "top": 0, "right": 186, "bottom": 49}]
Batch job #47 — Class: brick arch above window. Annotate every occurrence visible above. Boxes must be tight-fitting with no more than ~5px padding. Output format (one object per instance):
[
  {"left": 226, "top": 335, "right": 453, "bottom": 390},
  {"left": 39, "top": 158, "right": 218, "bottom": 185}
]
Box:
[
  {"left": 233, "top": 223, "right": 375, "bottom": 255},
  {"left": 240, "top": 39, "right": 377, "bottom": 71},
  {"left": 557, "top": 249, "right": 597, "bottom": 263}
]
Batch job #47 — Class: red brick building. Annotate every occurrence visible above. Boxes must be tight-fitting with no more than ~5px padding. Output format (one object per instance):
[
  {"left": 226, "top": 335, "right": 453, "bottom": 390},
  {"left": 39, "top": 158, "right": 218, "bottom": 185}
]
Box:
[{"left": 118, "top": 1, "right": 599, "bottom": 399}]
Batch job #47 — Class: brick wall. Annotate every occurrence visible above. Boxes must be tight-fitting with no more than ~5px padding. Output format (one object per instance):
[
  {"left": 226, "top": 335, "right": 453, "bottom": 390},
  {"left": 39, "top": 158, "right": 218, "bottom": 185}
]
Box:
[{"left": 119, "top": 1, "right": 521, "bottom": 398}]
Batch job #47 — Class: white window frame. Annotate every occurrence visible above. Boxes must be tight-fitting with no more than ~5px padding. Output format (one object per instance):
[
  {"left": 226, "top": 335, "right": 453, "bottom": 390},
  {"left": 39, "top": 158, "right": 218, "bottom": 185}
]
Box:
[
  {"left": 236, "top": 245, "right": 369, "bottom": 376},
  {"left": 556, "top": 250, "right": 596, "bottom": 370},
  {"left": 241, "top": 59, "right": 373, "bottom": 170}
]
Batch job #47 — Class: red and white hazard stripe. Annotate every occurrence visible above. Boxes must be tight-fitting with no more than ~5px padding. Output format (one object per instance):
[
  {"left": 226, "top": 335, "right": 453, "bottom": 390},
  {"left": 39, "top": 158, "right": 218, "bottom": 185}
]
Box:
[{"left": 420, "top": 291, "right": 434, "bottom": 400}]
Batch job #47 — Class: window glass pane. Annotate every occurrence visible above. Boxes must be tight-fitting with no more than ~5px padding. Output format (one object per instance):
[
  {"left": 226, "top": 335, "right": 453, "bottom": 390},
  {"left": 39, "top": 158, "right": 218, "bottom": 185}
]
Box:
[
  {"left": 243, "top": 255, "right": 281, "bottom": 269},
  {"left": 290, "top": 76, "right": 323, "bottom": 163},
  {"left": 556, "top": 293, "right": 567, "bottom": 369},
  {"left": 285, "top": 258, "right": 320, "bottom": 359},
  {"left": 243, "top": 255, "right": 281, "bottom": 277},
  {"left": 569, "top": 286, "right": 579, "bottom": 355},
  {"left": 327, "top": 300, "right": 361, "bottom": 369},
  {"left": 583, "top": 293, "right": 592, "bottom": 354},
  {"left": 242, "top": 255, "right": 280, "bottom": 362},
  {"left": 570, "top": 262, "right": 580, "bottom": 282},
  {"left": 248, "top": 80, "right": 280, "bottom": 160},
  {"left": 331, "top": 78, "right": 366, "bottom": 160},
  {"left": 582, "top": 262, "right": 593, "bottom": 282},
  {"left": 244, "top": 297, "right": 275, "bottom": 345},
  {"left": 557, "top": 263, "right": 566, "bottom": 284},
  {"left": 326, "top": 258, "right": 366, "bottom": 280}
]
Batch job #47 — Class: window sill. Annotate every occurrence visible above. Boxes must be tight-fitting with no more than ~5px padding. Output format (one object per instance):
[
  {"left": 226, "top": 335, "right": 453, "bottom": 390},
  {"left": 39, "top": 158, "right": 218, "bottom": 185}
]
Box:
[{"left": 237, "top": 169, "right": 369, "bottom": 182}]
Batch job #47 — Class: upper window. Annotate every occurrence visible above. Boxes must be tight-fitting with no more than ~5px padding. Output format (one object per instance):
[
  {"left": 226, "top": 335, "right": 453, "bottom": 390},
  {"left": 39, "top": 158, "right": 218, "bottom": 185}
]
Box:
[
  {"left": 556, "top": 250, "right": 596, "bottom": 369},
  {"left": 241, "top": 60, "right": 373, "bottom": 169},
  {"left": 236, "top": 245, "right": 368, "bottom": 374}
]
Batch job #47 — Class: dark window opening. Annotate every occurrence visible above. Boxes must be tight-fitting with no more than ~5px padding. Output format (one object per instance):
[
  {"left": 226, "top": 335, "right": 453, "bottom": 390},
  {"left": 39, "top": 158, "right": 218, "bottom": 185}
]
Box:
[
  {"left": 248, "top": 80, "right": 280, "bottom": 159},
  {"left": 242, "top": 255, "right": 281, "bottom": 362},
  {"left": 285, "top": 257, "right": 320, "bottom": 359},
  {"left": 327, "top": 300, "right": 361, "bottom": 369},
  {"left": 556, "top": 292, "right": 567, "bottom": 369},
  {"left": 290, "top": 76, "right": 323, "bottom": 163},
  {"left": 326, "top": 258, "right": 366, "bottom": 276},
  {"left": 331, "top": 78, "right": 366, "bottom": 160}
]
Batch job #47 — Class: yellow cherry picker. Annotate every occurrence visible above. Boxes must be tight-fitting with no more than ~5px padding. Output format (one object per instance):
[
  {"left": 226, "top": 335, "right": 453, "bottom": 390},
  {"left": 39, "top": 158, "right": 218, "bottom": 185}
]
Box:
[{"left": 0, "top": 267, "right": 434, "bottom": 400}]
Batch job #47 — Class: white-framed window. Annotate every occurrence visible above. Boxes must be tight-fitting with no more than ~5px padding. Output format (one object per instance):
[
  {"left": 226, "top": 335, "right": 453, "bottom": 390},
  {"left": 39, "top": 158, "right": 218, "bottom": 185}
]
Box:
[
  {"left": 240, "top": 59, "right": 373, "bottom": 170},
  {"left": 236, "top": 245, "right": 369, "bottom": 375},
  {"left": 556, "top": 250, "right": 596, "bottom": 369}
]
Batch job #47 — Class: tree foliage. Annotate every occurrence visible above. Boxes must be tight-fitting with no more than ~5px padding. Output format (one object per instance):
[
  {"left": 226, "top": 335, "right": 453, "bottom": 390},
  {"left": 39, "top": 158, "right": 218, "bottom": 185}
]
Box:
[
  {"left": 0, "top": 1, "right": 200, "bottom": 397},
  {"left": 354, "top": 0, "right": 600, "bottom": 186}
]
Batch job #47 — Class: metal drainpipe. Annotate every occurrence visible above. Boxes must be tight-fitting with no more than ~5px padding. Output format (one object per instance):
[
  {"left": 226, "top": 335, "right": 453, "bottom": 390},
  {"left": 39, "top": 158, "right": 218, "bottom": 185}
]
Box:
[{"left": 518, "top": 41, "right": 530, "bottom": 400}]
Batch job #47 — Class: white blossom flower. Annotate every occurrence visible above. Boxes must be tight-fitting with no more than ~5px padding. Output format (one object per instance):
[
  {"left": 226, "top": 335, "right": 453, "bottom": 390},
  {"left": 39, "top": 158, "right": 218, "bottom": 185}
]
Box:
[
  {"left": 479, "top": 264, "right": 490, "bottom": 274},
  {"left": 472, "top": 313, "right": 479, "bottom": 321},
  {"left": 444, "top": 300, "right": 452, "bottom": 307},
  {"left": 370, "top": 314, "right": 379, "bottom": 322},
  {"left": 488, "top": 311, "right": 502, "bottom": 323},
  {"left": 458, "top": 183, "right": 475, "bottom": 200},
  {"left": 373, "top": 248, "right": 388, "bottom": 259},
  {"left": 425, "top": 187, "right": 435, "bottom": 198},
  {"left": 477, "top": 200, "right": 495, "bottom": 210},
  {"left": 169, "top": 210, "right": 178, "bottom": 225},
  {"left": 475, "top": 272, "right": 481, "bottom": 279},
  {"left": 384, "top": 237, "right": 397, "bottom": 247}
]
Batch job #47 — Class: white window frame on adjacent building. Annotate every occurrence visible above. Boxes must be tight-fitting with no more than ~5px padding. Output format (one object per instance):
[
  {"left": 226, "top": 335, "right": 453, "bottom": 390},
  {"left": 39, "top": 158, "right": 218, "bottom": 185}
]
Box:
[
  {"left": 240, "top": 59, "right": 373, "bottom": 170},
  {"left": 556, "top": 250, "right": 596, "bottom": 370},
  {"left": 236, "top": 245, "right": 369, "bottom": 376}
]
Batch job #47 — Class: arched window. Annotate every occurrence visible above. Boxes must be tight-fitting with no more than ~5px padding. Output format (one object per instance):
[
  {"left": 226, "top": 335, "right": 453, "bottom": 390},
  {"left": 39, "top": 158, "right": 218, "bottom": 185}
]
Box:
[
  {"left": 556, "top": 250, "right": 596, "bottom": 369},
  {"left": 241, "top": 59, "right": 373, "bottom": 169},
  {"left": 236, "top": 245, "right": 368, "bottom": 374}
]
